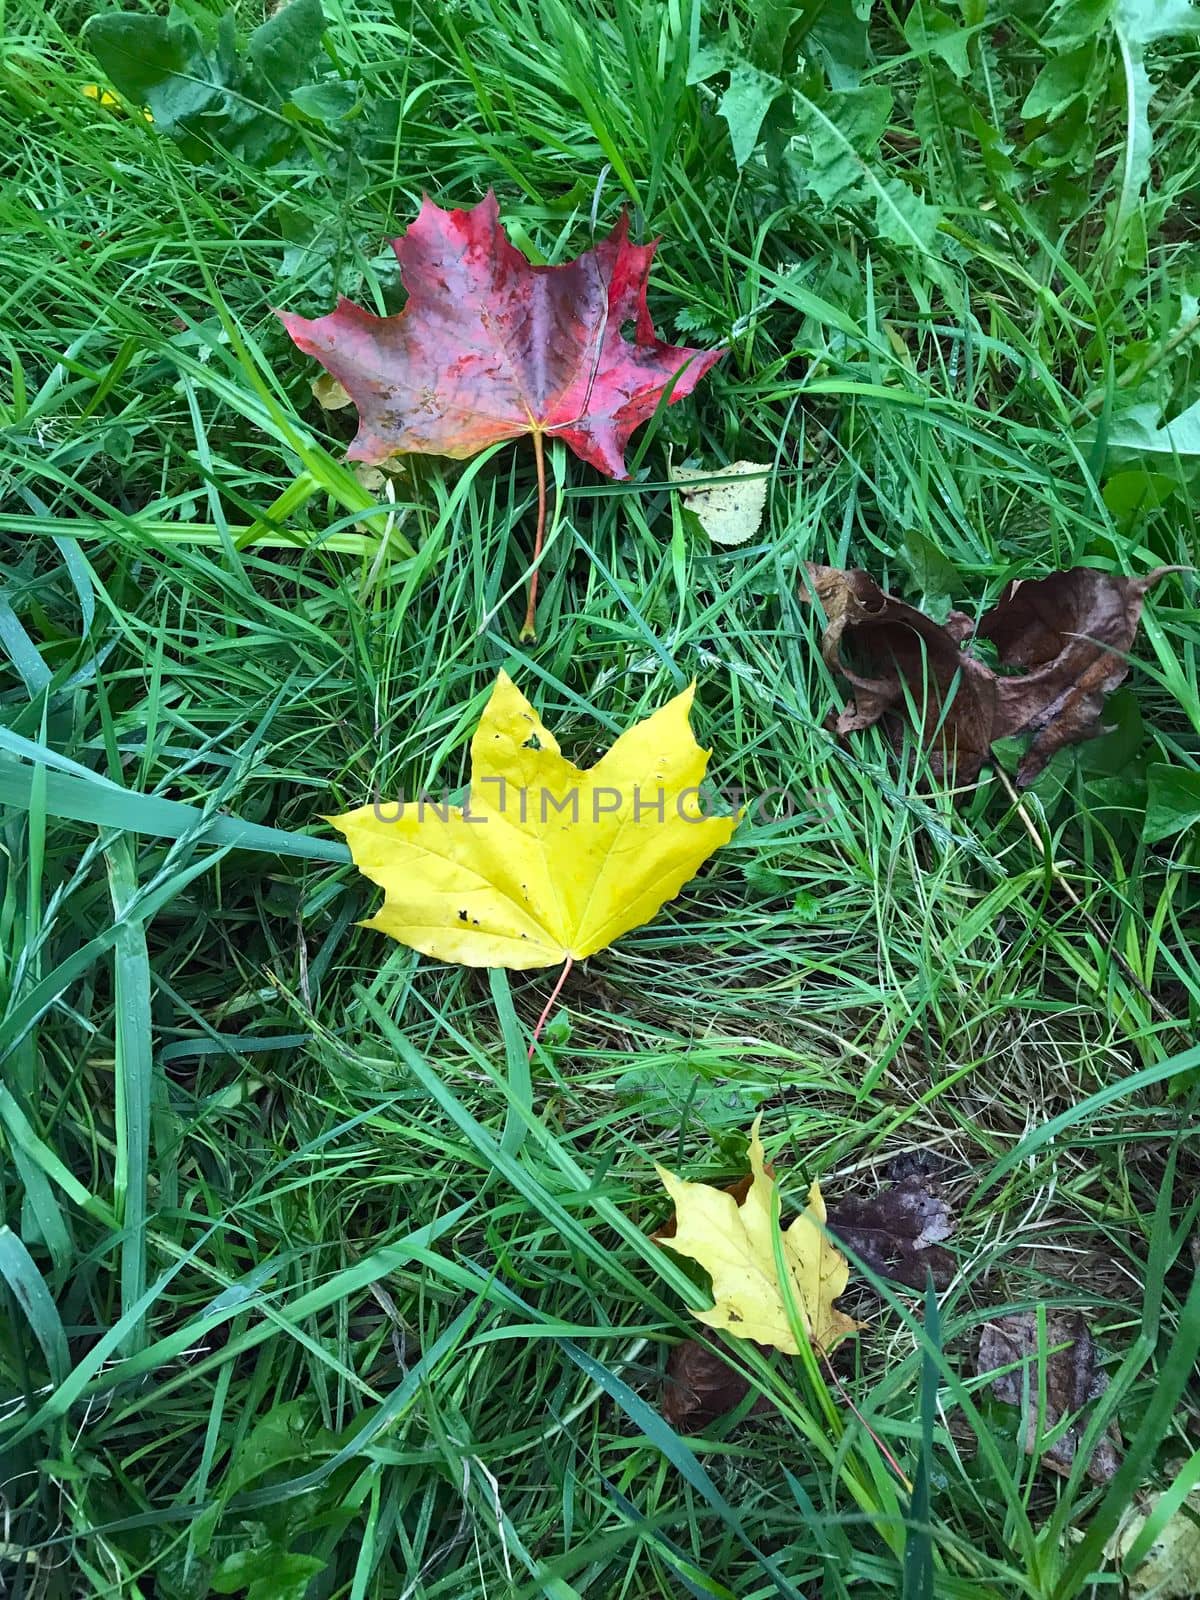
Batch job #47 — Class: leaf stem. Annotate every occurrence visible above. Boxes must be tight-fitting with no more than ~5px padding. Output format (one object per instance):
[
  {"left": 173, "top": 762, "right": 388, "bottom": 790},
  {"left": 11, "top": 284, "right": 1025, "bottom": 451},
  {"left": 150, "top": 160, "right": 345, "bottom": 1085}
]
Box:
[
  {"left": 520, "top": 429, "right": 548, "bottom": 641},
  {"left": 528, "top": 954, "right": 573, "bottom": 1060},
  {"left": 822, "top": 1354, "right": 912, "bottom": 1492}
]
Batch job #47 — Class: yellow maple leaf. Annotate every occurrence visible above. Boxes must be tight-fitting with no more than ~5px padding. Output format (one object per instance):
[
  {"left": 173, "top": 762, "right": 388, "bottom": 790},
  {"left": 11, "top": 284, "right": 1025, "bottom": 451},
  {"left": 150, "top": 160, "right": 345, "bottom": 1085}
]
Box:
[
  {"left": 656, "top": 1119, "right": 858, "bottom": 1356},
  {"left": 329, "top": 672, "right": 737, "bottom": 969}
]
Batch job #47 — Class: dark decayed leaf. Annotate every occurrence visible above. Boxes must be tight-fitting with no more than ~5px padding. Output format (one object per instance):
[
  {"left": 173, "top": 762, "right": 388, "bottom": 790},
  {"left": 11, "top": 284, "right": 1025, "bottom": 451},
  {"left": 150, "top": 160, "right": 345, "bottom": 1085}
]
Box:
[
  {"left": 803, "top": 563, "right": 994, "bottom": 777},
  {"left": 979, "top": 567, "right": 1175, "bottom": 784},
  {"left": 276, "top": 191, "right": 723, "bottom": 478},
  {"left": 826, "top": 1175, "right": 955, "bottom": 1291},
  {"left": 803, "top": 563, "right": 1176, "bottom": 786},
  {"left": 661, "top": 1338, "right": 776, "bottom": 1432},
  {"left": 976, "top": 1310, "right": 1122, "bottom": 1483}
]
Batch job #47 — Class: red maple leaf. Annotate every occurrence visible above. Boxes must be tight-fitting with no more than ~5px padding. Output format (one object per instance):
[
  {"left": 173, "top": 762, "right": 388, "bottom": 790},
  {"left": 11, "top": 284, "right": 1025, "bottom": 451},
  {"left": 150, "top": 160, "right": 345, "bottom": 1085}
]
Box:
[
  {"left": 277, "top": 190, "right": 723, "bottom": 477},
  {"left": 275, "top": 190, "right": 723, "bottom": 633}
]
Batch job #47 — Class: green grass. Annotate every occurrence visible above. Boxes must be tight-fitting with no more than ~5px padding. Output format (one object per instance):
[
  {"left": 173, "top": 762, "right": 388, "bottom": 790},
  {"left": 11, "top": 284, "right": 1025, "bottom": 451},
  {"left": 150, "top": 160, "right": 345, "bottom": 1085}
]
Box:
[{"left": 2, "top": 0, "right": 1200, "bottom": 1595}]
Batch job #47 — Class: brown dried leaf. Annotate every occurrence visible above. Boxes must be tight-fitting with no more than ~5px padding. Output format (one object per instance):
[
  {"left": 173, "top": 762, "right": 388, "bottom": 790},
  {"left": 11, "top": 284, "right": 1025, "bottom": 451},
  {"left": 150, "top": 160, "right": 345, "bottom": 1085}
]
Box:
[
  {"left": 802, "top": 562, "right": 1176, "bottom": 787},
  {"left": 661, "top": 1338, "right": 776, "bottom": 1432},
  {"left": 976, "top": 1310, "right": 1122, "bottom": 1483},
  {"left": 801, "top": 564, "right": 994, "bottom": 778},
  {"left": 826, "top": 1175, "right": 955, "bottom": 1291},
  {"left": 979, "top": 567, "right": 1175, "bottom": 784}
]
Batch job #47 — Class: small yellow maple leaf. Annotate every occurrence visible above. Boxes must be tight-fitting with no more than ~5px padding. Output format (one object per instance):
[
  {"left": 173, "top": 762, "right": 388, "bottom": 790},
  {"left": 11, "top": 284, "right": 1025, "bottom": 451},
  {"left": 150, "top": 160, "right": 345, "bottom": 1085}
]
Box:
[
  {"left": 330, "top": 672, "right": 737, "bottom": 970},
  {"left": 656, "top": 1119, "right": 858, "bottom": 1356}
]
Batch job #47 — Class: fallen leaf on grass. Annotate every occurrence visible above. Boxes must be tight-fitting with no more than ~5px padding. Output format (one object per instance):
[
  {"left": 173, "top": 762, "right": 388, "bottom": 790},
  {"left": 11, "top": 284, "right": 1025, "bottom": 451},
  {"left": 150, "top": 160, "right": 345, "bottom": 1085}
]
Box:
[
  {"left": 670, "top": 460, "right": 770, "bottom": 546},
  {"left": 329, "top": 672, "right": 737, "bottom": 969},
  {"left": 80, "top": 83, "right": 154, "bottom": 122},
  {"left": 826, "top": 1174, "right": 955, "bottom": 1290},
  {"left": 279, "top": 191, "right": 722, "bottom": 635},
  {"left": 803, "top": 563, "right": 993, "bottom": 775},
  {"left": 658, "top": 1173, "right": 778, "bottom": 1431},
  {"left": 276, "top": 191, "right": 723, "bottom": 478},
  {"left": 350, "top": 460, "right": 406, "bottom": 496},
  {"left": 656, "top": 1118, "right": 858, "bottom": 1355},
  {"left": 81, "top": 82, "right": 122, "bottom": 110},
  {"left": 803, "top": 563, "right": 1175, "bottom": 785},
  {"left": 661, "top": 1338, "right": 777, "bottom": 1432},
  {"left": 976, "top": 1310, "right": 1122, "bottom": 1483},
  {"left": 980, "top": 567, "right": 1179, "bottom": 783},
  {"left": 1109, "top": 1487, "right": 1200, "bottom": 1597},
  {"left": 311, "top": 372, "right": 352, "bottom": 410}
]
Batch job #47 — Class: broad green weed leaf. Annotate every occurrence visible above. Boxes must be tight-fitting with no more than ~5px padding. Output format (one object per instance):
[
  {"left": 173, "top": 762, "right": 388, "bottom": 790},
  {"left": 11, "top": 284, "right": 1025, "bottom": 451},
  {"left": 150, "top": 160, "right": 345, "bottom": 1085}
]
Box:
[
  {"left": 84, "top": 1, "right": 328, "bottom": 164},
  {"left": 900, "top": 528, "right": 959, "bottom": 604},
  {"left": 1111, "top": 0, "right": 1200, "bottom": 240},
  {"left": 1045, "top": 0, "right": 1114, "bottom": 46},
  {"left": 807, "top": 0, "right": 874, "bottom": 89},
  {"left": 247, "top": 0, "right": 325, "bottom": 98},
  {"left": 687, "top": 42, "right": 733, "bottom": 84},
  {"left": 790, "top": 88, "right": 943, "bottom": 255},
  {"left": 1144, "top": 764, "right": 1200, "bottom": 842},
  {"left": 719, "top": 63, "right": 785, "bottom": 167},
  {"left": 870, "top": 172, "right": 943, "bottom": 251},
  {"left": 1118, "top": 0, "right": 1200, "bottom": 45},
  {"left": 1105, "top": 397, "right": 1200, "bottom": 457},
  {"left": 288, "top": 79, "right": 358, "bottom": 122},
  {"left": 1021, "top": 46, "right": 1096, "bottom": 120},
  {"left": 903, "top": 0, "right": 972, "bottom": 80},
  {"left": 746, "top": 0, "right": 795, "bottom": 74},
  {"left": 793, "top": 85, "right": 892, "bottom": 204},
  {"left": 1102, "top": 468, "right": 1179, "bottom": 516},
  {"left": 1078, "top": 687, "right": 1144, "bottom": 776},
  {"left": 211, "top": 1550, "right": 326, "bottom": 1600},
  {"left": 84, "top": 11, "right": 218, "bottom": 135},
  {"left": 691, "top": 0, "right": 874, "bottom": 165}
]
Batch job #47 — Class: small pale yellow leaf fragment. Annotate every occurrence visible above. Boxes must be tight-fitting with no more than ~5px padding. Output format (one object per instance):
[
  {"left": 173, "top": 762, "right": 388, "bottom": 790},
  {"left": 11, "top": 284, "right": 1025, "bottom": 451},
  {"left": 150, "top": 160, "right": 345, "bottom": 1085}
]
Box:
[
  {"left": 1110, "top": 1490, "right": 1200, "bottom": 1598},
  {"left": 657, "top": 1118, "right": 858, "bottom": 1356},
  {"left": 670, "top": 460, "right": 770, "bottom": 547},
  {"left": 329, "top": 672, "right": 737, "bottom": 970},
  {"left": 351, "top": 459, "right": 406, "bottom": 500},
  {"left": 352, "top": 464, "right": 387, "bottom": 495},
  {"left": 312, "top": 372, "right": 353, "bottom": 410}
]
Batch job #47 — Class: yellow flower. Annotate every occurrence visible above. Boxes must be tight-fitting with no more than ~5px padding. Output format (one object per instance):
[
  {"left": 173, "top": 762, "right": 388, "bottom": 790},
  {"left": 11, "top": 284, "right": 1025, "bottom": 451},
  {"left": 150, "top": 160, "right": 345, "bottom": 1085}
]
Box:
[{"left": 80, "top": 83, "right": 154, "bottom": 122}]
